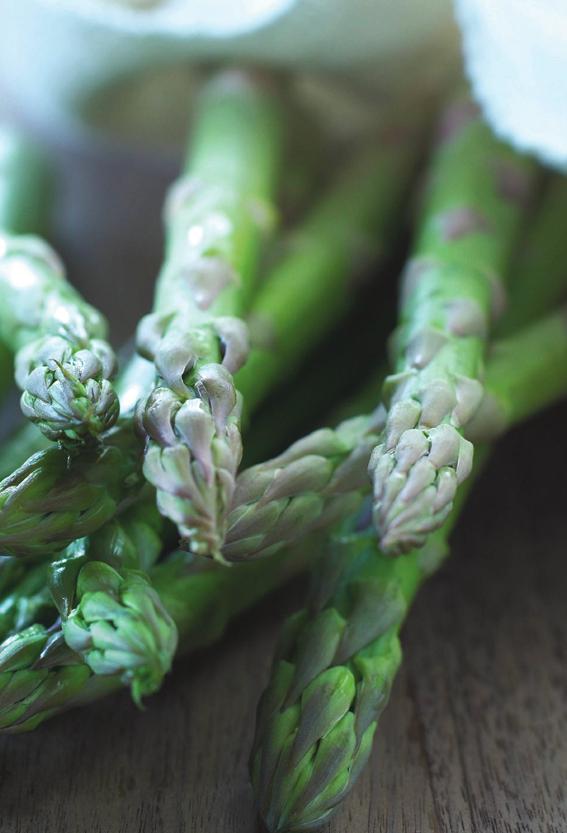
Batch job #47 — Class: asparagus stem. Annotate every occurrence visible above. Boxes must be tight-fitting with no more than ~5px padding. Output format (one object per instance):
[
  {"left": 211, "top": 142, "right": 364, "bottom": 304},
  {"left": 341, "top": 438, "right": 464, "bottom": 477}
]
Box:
[
  {"left": 0, "top": 128, "right": 51, "bottom": 236},
  {"left": 137, "top": 69, "right": 283, "bottom": 562},
  {"left": 236, "top": 135, "right": 420, "bottom": 413},
  {"left": 467, "top": 308, "right": 567, "bottom": 440},
  {"left": 0, "top": 422, "right": 143, "bottom": 559},
  {"left": 370, "top": 97, "right": 538, "bottom": 556},
  {"left": 0, "top": 130, "right": 52, "bottom": 403},
  {"left": 498, "top": 175, "right": 567, "bottom": 335},
  {"left": 249, "top": 455, "right": 485, "bottom": 832}
]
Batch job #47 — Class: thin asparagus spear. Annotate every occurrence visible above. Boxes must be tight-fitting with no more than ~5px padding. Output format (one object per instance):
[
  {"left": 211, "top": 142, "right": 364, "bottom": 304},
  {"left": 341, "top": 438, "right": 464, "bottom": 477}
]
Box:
[
  {"left": 0, "top": 562, "right": 52, "bottom": 642},
  {"left": 137, "top": 69, "right": 283, "bottom": 562},
  {"left": 0, "top": 129, "right": 52, "bottom": 402},
  {"left": 0, "top": 128, "right": 51, "bottom": 236},
  {"left": 236, "top": 136, "right": 419, "bottom": 415},
  {"left": 370, "top": 97, "right": 538, "bottom": 556},
  {"left": 498, "top": 175, "right": 567, "bottom": 335}
]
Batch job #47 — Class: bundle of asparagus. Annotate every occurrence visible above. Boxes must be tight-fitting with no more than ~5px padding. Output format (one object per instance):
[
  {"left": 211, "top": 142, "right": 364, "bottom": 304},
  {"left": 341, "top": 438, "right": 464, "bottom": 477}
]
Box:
[{"left": 0, "top": 68, "right": 566, "bottom": 832}]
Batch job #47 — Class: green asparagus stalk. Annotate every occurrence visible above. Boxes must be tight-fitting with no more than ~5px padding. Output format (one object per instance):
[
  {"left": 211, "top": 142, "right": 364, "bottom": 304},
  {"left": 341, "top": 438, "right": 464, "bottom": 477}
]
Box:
[
  {"left": 369, "top": 97, "right": 538, "bottom": 556},
  {"left": 0, "top": 422, "right": 143, "bottom": 559},
  {"left": 223, "top": 412, "right": 384, "bottom": 562},
  {"left": 0, "top": 128, "right": 51, "bottom": 237},
  {"left": 498, "top": 174, "right": 567, "bottom": 335},
  {"left": 0, "top": 129, "right": 52, "bottom": 402},
  {"left": 250, "top": 493, "right": 470, "bottom": 832},
  {"left": 136, "top": 69, "right": 283, "bottom": 562},
  {"left": 236, "top": 137, "right": 420, "bottom": 414}
]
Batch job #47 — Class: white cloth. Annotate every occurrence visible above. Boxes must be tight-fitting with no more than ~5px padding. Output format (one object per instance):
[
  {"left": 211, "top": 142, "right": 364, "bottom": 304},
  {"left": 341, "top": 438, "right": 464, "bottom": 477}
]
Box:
[
  {"left": 0, "top": 0, "right": 455, "bottom": 140},
  {"left": 456, "top": 0, "right": 567, "bottom": 170},
  {"left": 2, "top": 0, "right": 566, "bottom": 168}
]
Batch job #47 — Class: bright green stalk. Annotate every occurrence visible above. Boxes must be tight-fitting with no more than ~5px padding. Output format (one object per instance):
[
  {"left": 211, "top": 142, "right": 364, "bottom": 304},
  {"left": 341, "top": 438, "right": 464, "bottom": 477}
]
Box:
[
  {"left": 137, "top": 69, "right": 283, "bottom": 562},
  {"left": 467, "top": 309, "right": 567, "bottom": 440},
  {"left": 0, "top": 128, "right": 51, "bottom": 236},
  {"left": 236, "top": 136, "right": 420, "bottom": 414},
  {"left": 250, "top": 459, "right": 482, "bottom": 833},
  {"left": 370, "top": 97, "right": 538, "bottom": 556},
  {"left": 0, "top": 129, "right": 52, "bottom": 401},
  {"left": 498, "top": 175, "right": 567, "bottom": 336}
]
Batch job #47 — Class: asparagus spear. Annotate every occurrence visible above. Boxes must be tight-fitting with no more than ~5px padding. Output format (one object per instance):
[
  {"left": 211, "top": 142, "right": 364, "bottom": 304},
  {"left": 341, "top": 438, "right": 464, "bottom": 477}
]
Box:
[
  {"left": 250, "top": 505, "right": 465, "bottom": 832},
  {"left": 369, "top": 97, "right": 538, "bottom": 556},
  {"left": 0, "top": 234, "right": 121, "bottom": 444},
  {"left": 136, "top": 69, "right": 283, "bottom": 562},
  {"left": 497, "top": 174, "right": 567, "bottom": 335}
]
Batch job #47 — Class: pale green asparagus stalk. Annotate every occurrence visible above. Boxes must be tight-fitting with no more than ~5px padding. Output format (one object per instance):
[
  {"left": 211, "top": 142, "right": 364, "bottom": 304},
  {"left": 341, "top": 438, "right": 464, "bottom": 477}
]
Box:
[
  {"left": 498, "top": 174, "right": 567, "bottom": 335},
  {"left": 136, "top": 69, "right": 283, "bottom": 562},
  {"left": 0, "top": 128, "right": 52, "bottom": 404},
  {"left": 370, "top": 97, "right": 538, "bottom": 555}
]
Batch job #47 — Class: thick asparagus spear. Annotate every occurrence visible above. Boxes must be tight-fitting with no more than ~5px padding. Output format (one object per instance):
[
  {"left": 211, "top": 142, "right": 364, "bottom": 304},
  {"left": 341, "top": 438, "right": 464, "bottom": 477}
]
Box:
[
  {"left": 136, "top": 69, "right": 283, "bottom": 562},
  {"left": 369, "top": 97, "right": 538, "bottom": 556},
  {"left": 249, "top": 500, "right": 468, "bottom": 832}
]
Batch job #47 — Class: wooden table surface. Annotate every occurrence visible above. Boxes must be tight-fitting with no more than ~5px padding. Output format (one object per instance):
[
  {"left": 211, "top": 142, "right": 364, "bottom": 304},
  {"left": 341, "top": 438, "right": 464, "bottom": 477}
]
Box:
[{"left": 0, "top": 134, "right": 566, "bottom": 833}]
